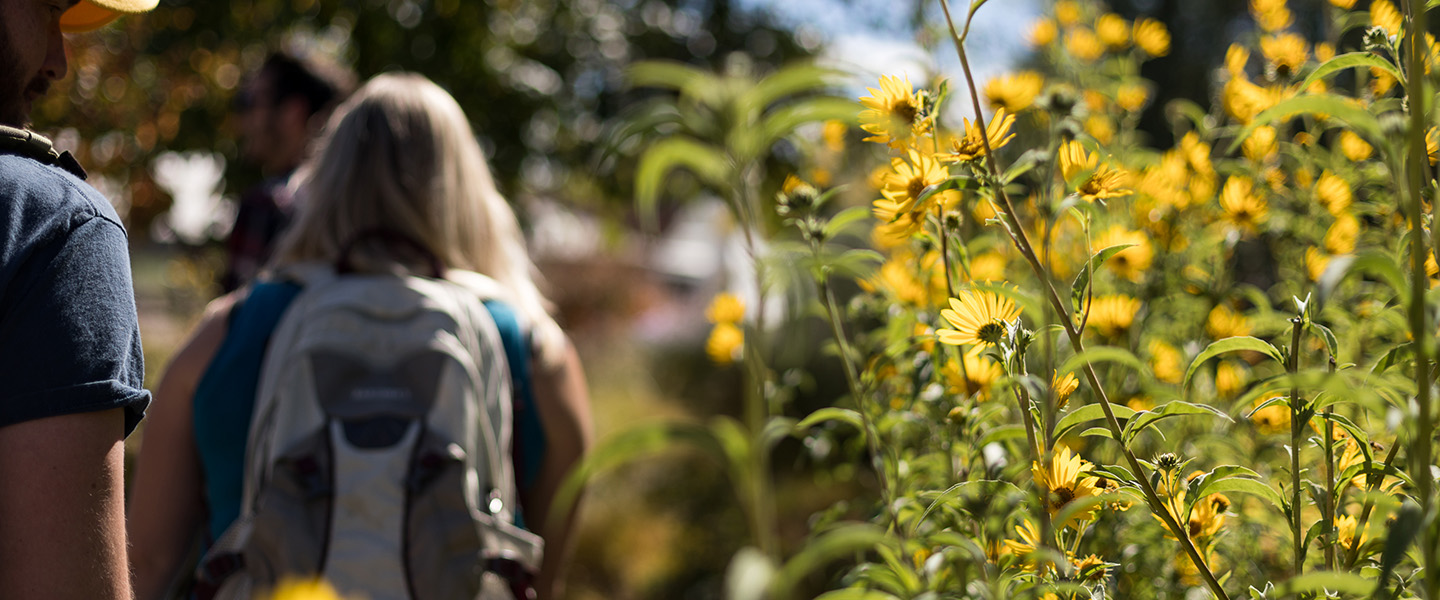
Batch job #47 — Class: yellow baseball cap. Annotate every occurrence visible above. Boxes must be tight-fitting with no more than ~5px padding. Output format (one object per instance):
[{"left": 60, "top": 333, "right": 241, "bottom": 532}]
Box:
[{"left": 59, "top": 0, "right": 160, "bottom": 33}]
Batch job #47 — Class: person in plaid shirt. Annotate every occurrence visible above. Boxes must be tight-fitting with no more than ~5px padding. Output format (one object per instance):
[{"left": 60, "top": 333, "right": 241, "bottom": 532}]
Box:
[{"left": 224, "top": 52, "right": 353, "bottom": 292}]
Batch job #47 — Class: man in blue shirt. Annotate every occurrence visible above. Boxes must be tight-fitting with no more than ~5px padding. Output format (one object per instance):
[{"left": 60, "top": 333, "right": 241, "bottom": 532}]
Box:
[{"left": 0, "top": 0, "right": 154, "bottom": 597}]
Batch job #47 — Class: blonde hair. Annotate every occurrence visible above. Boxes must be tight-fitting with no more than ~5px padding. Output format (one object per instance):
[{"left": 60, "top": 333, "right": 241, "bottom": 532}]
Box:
[{"left": 271, "top": 72, "right": 564, "bottom": 363}]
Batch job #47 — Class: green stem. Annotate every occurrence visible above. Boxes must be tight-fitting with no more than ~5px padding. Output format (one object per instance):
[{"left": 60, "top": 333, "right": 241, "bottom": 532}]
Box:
[
  {"left": 938, "top": 3, "right": 1232, "bottom": 598},
  {"left": 1401, "top": 1, "right": 1437, "bottom": 595},
  {"left": 814, "top": 244, "right": 902, "bottom": 536},
  {"left": 734, "top": 164, "right": 778, "bottom": 558},
  {"left": 1324, "top": 358, "right": 1337, "bottom": 572},
  {"left": 1287, "top": 317, "right": 1305, "bottom": 588},
  {"left": 1343, "top": 437, "right": 1402, "bottom": 569}
]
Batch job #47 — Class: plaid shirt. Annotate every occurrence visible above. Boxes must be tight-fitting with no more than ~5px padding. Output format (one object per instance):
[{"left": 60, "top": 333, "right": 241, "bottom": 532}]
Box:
[{"left": 222, "top": 174, "right": 295, "bottom": 292}]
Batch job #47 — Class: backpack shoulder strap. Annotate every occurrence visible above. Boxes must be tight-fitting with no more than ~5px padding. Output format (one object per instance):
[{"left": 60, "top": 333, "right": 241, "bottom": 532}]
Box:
[
  {"left": 481, "top": 300, "right": 545, "bottom": 501},
  {"left": 0, "top": 124, "right": 88, "bottom": 180}
]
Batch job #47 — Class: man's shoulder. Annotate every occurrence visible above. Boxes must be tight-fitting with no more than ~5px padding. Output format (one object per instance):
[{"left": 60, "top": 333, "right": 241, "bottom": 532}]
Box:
[{"left": 0, "top": 154, "right": 125, "bottom": 231}]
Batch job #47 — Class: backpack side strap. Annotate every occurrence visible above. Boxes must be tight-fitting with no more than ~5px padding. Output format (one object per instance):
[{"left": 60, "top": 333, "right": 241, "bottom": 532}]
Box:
[{"left": 0, "top": 125, "right": 88, "bottom": 180}]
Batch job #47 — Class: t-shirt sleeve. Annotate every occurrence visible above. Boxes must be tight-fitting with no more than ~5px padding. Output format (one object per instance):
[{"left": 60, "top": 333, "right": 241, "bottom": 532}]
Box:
[{"left": 0, "top": 215, "right": 150, "bottom": 435}]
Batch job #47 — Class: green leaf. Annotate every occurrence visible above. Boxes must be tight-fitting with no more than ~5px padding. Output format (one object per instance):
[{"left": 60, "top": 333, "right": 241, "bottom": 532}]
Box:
[
  {"left": 812, "top": 591, "right": 902, "bottom": 600},
  {"left": 1306, "top": 322, "right": 1339, "bottom": 359},
  {"left": 628, "top": 60, "right": 724, "bottom": 103},
  {"left": 633, "top": 137, "right": 732, "bottom": 229},
  {"left": 1378, "top": 502, "right": 1424, "bottom": 588},
  {"left": 769, "top": 524, "right": 894, "bottom": 599},
  {"left": 743, "top": 63, "right": 847, "bottom": 120},
  {"left": 822, "top": 206, "right": 875, "bottom": 240},
  {"left": 752, "top": 97, "right": 863, "bottom": 158},
  {"left": 1228, "top": 94, "right": 1382, "bottom": 154},
  {"left": 1071, "top": 244, "right": 1135, "bottom": 316},
  {"left": 1054, "top": 402, "right": 1137, "bottom": 439},
  {"left": 1078, "top": 426, "right": 1116, "bottom": 440},
  {"left": 1190, "top": 465, "right": 1263, "bottom": 500},
  {"left": 1123, "top": 400, "right": 1233, "bottom": 443},
  {"left": 554, "top": 420, "right": 721, "bottom": 524},
  {"left": 1183, "top": 336, "right": 1287, "bottom": 392},
  {"left": 1272, "top": 571, "right": 1376, "bottom": 596},
  {"left": 794, "top": 407, "right": 866, "bottom": 432},
  {"left": 978, "top": 424, "right": 1028, "bottom": 446},
  {"left": 915, "top": 176, "right": 982, "bottom": 208},
  {"left": 1299, "top": 52, "right": 1404, "bottom": 92},
  {"left": 1317, "top": 251, "right": 1407, "bottom": 305},
  {"left": 1203, "top": 478, "right": 1286, "bottom": 514},
  {"left": 1059, "top": 346, "right": 1147, "bottom": 378}
]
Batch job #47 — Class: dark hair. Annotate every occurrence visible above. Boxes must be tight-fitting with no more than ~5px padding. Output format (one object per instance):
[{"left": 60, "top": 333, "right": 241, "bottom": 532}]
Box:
[{"left": 259, "top": 52, "right": 356, "bottom": 118}]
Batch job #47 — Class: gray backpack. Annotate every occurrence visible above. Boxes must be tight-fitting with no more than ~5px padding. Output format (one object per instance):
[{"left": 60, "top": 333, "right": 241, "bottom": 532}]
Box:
[{"left": 196, "top": 262, "right": 543, "bottom": 600}]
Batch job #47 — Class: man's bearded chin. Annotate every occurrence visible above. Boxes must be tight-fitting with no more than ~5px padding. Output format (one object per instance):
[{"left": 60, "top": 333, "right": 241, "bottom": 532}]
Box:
[{"left": 0, "top": 79, "right": 49, "bottom": 129}]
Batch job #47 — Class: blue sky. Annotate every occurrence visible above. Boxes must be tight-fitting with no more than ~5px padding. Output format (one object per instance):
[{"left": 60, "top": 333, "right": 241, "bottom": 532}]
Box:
[{"left": 741, "top": 0, "right": 1042, "bottom": 93}]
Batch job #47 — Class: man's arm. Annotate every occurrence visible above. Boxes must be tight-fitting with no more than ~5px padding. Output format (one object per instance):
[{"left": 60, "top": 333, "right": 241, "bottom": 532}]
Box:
[{"left": 0, "top": 408, "right": 131, "bottom": 600}]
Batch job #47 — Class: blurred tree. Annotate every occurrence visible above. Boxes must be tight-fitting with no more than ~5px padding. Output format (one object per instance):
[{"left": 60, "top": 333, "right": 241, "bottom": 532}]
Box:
[{"left": 34, "top": 0, "right": 815, "bottom": 240}]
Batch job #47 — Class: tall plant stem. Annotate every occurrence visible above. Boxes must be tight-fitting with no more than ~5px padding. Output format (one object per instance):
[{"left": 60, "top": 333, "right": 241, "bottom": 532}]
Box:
[
  {"left": 937, "top": 2, "right": 1231, "bottom": 598},
  {"left": 1286, "top": 317, "right": 1306, "bottom": 582},
  {"left": 1402, "top": 1, "right": 1436, "bottom": 594},
  {"left": 1343, "top": 439, "right": 1402, "bottom": 569},
  {"left": 1323, "top": 358, "right": 1338, "bottom": 572},
  {"left": 814, "top": 255, "right": 902, "bottom": 536},
  {"left": 734, "top": 164, "right": 778, "bottom": 558}
]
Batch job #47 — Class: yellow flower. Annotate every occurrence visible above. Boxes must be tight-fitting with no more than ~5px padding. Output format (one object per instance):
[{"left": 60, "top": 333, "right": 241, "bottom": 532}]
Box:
[
  {"left": 706, "top": 322, "right": 744, "bottom": 364},
  {"left": 1326, "top": 211, "right": 1359, "bottom": 254},
  {"left": 1223, "top": 76, "right": 1285, "bottom": 123},
  {"left": 1339, "top": 130, "right": 1373, "bottom": 161},
  {"left": 859, "top": 74, "right": 925, "bottom": 149},
  {"left": 1260, "top": 33, "right": 1307, "bottom": 78},
  {"left": 1134, "top": 18, "right": 1171, "bottom": 57},
  {"left": 1081, "top": 166, "right": 1133, "bottom": 203},
  {"left": 1086, "top": 295, "right": 1140, "bottom": 338},
  {"left": 1371, "top": 67, "right": 1398, "bottom": 96},
  {"left": 1092, "top": 225, "right": 1154, "bottom": 282},
  {"left": 268, "top": 578, "right": 348, "bottom": 600},
  {"left": 1117, "top": 83, "right": 1150, "bottom": 112},
  {"left": 821, "top": 120, "right": 847, "bottom": 152},
  {"left": 1149, "top": 339, "right": 1183, "bottom": 384},
  {"left": 1330, "top": 0, "right": 1356, "bottom": 8},
  {"left": 1032, "top": 445, "right": 1103, "bottom": 529},
  {"left": 1065, "top": 27, "right": 1105, "bottom": 62},
  {"left": 880, "top": 149, "right": 949, "bottom": 215},
  {"left": 1428, "top": 127, "right": 1439, "bottom": 165},
  {"left": 1216, "top": 361, "right": 1248, "bottom": 398},
  {"left": 984, "top": 71, "right": 1044, "bottom": 113},
  {"left": 1226, "top": 44, "right": 1251, "bottom": 76},
  {"left": 706, "top": 292, "right": 745, "bottom": 324},
  {"left": 1251, "top": 0, "right": 1294, "bottom": 32},
  {"left": 1316, "top": 41, "right": 1336, "bottom": 62},
  {"left": 1096, "top": 13, "right": 1130, "bottom": 50},
  {"left": 1372, "top": 0, "right": 1402, "bottom": 37},
  {"left": 1054, "top": 371, "right": 1079, "bottom": 408},
  {"left": 1251, "top": 394, "right": 1290, "bottom": 434},
  {"left": 1181, "top": 132, "right": 1215, "bottom": 178},
  {"left": 1315, "top": 170, "right": 1352, "bottom": 215},
  {"left": 1220, "top": 176, "right": 1269, "bottom": 233},
  {"left": 1243, "top": 125, "right": 1278, "bottom": 162},
  {"left": 1004, "top": 518, "right": 1043, "bottom": 562},
  {"left": 1072, "top": 554, "right": 1109, "bottom": 582},
  {"left": 938, "top": 290, "right": 1020, "bottom": 346},
  {"left": 1085, "top": 115, "right": 1115, "bottom": 145},
  {"left": 1030, "top": 18, "right": 1058, "bottom": 47},
  {"left": 1055, "top": 0, "right": 1082, "bottom": 26},
  {"left": 871, "top": 201, "right": 926, "bottom": 245},
  {"left": 1059, "top": 140, "right": 1098, "bottom": 182},
  {"left": 967, "top": 252, "right": 1007, "bottom": 282},
  {"left": 942, "top": 347, "right": 1004, "bottom": 398},
  {"left": 1336, "top": 514, "right": 1364, "bottom": 548},
  {"left": 944, "top": 107, "right": 1016, "bottom": 162},
  {"left": 1306, "top": 247, "right": 1331, "bottom": 281},
  {"left": 1188, "top": 493, "right": 1231, "bottom": 539},
  {"left": 1207, "top": 304, "right": 1252, "bottom": 339}
]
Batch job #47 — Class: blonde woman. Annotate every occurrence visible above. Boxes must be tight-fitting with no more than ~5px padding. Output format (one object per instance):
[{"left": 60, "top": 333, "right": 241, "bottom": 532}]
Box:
[{"left": 129, "top": 73, "right": 592, "bottom": 600}]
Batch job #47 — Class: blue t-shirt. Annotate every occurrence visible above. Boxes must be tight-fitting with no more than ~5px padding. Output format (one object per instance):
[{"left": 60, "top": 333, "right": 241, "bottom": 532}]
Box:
[{"left": 0, "top": 154, "right": 149, "bottom": 435}]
